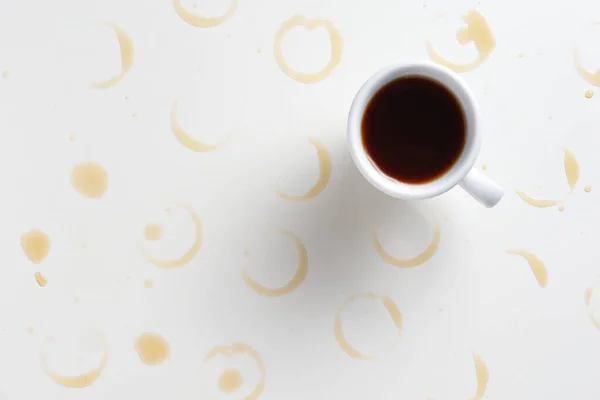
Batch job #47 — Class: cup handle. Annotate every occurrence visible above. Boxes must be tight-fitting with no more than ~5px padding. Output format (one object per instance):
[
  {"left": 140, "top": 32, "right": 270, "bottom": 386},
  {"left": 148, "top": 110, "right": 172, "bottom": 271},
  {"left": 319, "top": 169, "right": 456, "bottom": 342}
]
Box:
[{"left": 459, "top": 168, "right": 504, "bottom": 207}]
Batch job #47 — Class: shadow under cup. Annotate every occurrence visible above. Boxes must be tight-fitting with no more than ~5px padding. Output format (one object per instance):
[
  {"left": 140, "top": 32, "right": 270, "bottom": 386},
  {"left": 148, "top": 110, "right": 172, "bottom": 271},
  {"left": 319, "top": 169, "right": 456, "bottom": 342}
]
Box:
[{"left": 347, "top": 62, "right": 481, "bottom": 201}]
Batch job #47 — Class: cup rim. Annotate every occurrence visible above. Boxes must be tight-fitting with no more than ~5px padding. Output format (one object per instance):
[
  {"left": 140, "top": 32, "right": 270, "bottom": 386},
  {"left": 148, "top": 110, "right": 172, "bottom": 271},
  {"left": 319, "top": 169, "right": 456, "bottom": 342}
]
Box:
[{"left": 347, "top": 61, "right": 481, "bottom": 200}]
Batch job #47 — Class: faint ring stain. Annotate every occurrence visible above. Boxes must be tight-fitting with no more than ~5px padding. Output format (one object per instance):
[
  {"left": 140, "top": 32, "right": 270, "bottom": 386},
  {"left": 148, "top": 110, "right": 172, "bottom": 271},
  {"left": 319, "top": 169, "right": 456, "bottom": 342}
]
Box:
[
  {"left": 562, "top": 147, "right": 580, "bottom": 192},
  {"left": 472, "top": 353, "right": 489, "bottom": 400},
  {"left": 41, "top": 335, "right": 109, "bottom": 388},
  {"left": 139, "top": 203, "right": 202, "bottom": 269},
  {"left": 274, "top": 15, "right": 343, "bottom": 83},
  {"left": 334, "top": 293, "right": 402, "bottom": 360},
  {"left": 373, "top": 220, "right": 441, "bottom": 268},
  {"left": 276, "top": 137, "right": 332, "bottom": 201},
  {"left": 584, "top": 286, "right": 600, "bottom": 330},
  {"left": 92, "top": 24, "right": 134, "bottom": 89},
  {"left": 172, "top": 0, "right": 238, "bottom": 28},
  {"left": 426, "top": 10, "right": 495, "bottom": 73},
  {"left": 170, "top": 101, "right": 228, "bottom": 152},
  {"left": 204, "top": 343, "right": 265, "bottom": 400},
  {"left": 242, "top": 228, "right": 307, "bottom": 296},
  {"left": 507, "top": 249, "right": 548, "bottom": 288}
]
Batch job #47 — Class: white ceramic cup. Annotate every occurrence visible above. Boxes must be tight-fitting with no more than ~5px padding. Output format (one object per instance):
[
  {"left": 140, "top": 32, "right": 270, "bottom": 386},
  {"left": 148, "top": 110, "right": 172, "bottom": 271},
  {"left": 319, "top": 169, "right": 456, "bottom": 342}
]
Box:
[{"left": 347, "top": 62, "right": 504, "bottom": 208}]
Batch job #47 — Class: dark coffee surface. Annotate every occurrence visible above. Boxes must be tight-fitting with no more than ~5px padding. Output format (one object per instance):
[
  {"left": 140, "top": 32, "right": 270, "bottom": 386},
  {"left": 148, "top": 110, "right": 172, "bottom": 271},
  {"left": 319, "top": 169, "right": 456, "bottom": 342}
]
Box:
[{"left": 361, "top": 76, "right": 466, "bottom": 184}]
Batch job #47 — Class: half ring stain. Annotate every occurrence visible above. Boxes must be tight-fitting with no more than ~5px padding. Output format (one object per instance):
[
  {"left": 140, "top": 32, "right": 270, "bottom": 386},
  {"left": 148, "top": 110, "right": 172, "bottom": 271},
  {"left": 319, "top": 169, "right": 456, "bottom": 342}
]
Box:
[
  {"left": 170, "top": 101, "right": 228, "bottom": 152},
  {"left": 172, "top": 0, "right": 238, "bottom": 28},
  {"left": 92, "top": 24, "right": 134, "bottom": 89},
  {"left": 242, "top": 228, "right": 307, "bottom": 296},
  {"left": 507, "top": 249, "right": 548, "bottom": 288},
  {"left": 276, "top": 137, "right": 332, "bottom": 201},
  {"left": 334, "top": 293, "right": 402, "bottom": 359},
  {"left": 373, "top": 220, "right": 440, "bottom": 268}
]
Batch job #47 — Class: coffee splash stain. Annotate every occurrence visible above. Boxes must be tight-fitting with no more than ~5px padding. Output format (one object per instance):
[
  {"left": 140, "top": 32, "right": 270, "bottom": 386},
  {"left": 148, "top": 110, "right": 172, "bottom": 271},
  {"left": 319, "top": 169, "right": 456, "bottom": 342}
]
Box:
[
  {"left": 135, "top": 333, "right": 170, "bottom": 365},
  {"left": 373, "top": 220, "right": 440, "bottom": 268},
  {"left": 35, "top": 272, "right": 47, "bottom": 287},
  {"left": 71, "top": 162, "right": 108, "bottom": 198},
  {"left": 242, "top": 228, "right": 307, "bottom": 296},
  {"left": 426, "top": 10, "right": 495, "bottom": 73},
  {"left": 574, "top": 48, "right": 600, "bottom": 86},
  {"left": 170, "top": 101, "right": 228, "bottom": 152},
  {"left": 139, "top": 203, "right": 202, "bottom": 269},
  {"left": 92, "top": 24, "right": 134, "bottom": 89},
  {"left": 172, "top": 0, "right": 238, "bottom": 28},
  {"left": 219, "top": 369, "right": 243, "bottom": 393},
  {"left": 585, "top": 90, "right": 594, "bottom": 98},
  {"left": 276, "top": 137, "right": 332, "bottom": 201},
  {"left": 274, "top": 15, "right": 343, "bottom": 83},
  {"left": 334, "top": 293, "right": 402, "bottom": 359},
  {"left": 41, "top": 335, "right": 109, "bottom": 388},
  {"left": 144, "top": 224, "right": 163, "bottom": 241},
  {"left": 507, "top": 249, "right": 548, "bottom": 287},
  {"left": 516, "top": 191, "right": 559, "bottom": 208},
  {"left": 563, "top": 147, "right": 579, "bottom": 192},
  {"left": 21, "top": 230, "right": 50, "bottom": 264},
  {"left": 204, "top": 343, "right": 265, "bottom": 400},
  {"left": 472, "top": 353, "right": 489, "bottom": 400}
]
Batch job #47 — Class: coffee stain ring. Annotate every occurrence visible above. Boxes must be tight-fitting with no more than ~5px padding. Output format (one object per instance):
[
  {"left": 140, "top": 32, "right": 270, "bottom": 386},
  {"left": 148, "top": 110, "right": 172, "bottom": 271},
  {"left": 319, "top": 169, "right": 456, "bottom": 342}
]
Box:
[
  {"left": 41, "top": 336, "right": 109, "bottom": 388},
  {"left": 204, "top": 343, "right": 266, "bottom": 400},
  {"left": 170, "top": 101, "right": 228, "bottom": 152},
  {"left": 274, "top": 15, "right": 343, "bottom": 84},
  {"left": 172, "top": 0, "right": 238, "bottom": 28},
  {"left": 242, "top": 228, "right": 307, "bottom": 296},
  {"left": 92, "top": 24, "right": 134, "bottom": 89},
  {"left": 334, "top": 293, "right": 402, "bottom": 359},
  {"left": 276, "top": 137, "right": 332, "bottom": 201},
  {"left": 373, "top": 220, "right": 441, "bottom": 268},
  {"left": 139, "top": 203, "right": 202, "bottom": 269}
]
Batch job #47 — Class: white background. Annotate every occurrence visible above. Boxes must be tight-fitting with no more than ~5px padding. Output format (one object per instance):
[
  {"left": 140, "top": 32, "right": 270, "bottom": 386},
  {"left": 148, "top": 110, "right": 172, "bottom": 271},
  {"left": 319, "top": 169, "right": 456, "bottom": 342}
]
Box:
[{"left": 0, "top": 0, "right": 599, "bottom": 399}]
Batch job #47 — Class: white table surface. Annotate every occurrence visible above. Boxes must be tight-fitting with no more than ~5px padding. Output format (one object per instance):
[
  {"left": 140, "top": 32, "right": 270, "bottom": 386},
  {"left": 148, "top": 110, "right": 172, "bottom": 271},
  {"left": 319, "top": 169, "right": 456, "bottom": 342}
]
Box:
[{"left": 0, "top": 0, "right": 599, "bottom": 399}]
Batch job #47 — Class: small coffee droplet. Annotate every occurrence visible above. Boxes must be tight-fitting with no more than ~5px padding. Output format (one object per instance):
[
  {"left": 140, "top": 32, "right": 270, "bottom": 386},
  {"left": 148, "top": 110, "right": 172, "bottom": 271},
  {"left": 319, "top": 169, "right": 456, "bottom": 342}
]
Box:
[
  {"left": 585, "top": 185, "right": 592, "bottom": 192},
  {"left": 69, "top": 135, "right": 76, "bottom": 142},
  {"left": 131, "top": 112, "right": 137, "bottom": 118},
  {"left": 21, "top": 230, "right": 50, "bottom": 264},
  {"left": 144, "top": 279, "right": 154, "bottom": 289},
  {"left": 71, "top": 162, "right": 108, "bottom": 198},
  {"left": 2, "top": 69, "right": 9, "bottom": 79},
  {"left": 585, "top": 90, "right": 594, "bottom": 99},
  {"left": 75, "top": 297, "right": 80, "bottom": 303},
  {"left": 518, "top": 53, "right": 524, "bottom": 58},
  {"left": 243, "top": 250, "right": 249, "bottom": 257},
  {"left": 27, "top": 326, "right": 35, "bottom": 335},
  {"left": 558, "top": 205, "right": 565, "bottom": 212},
  {"left": 135, "top": 333, "right": 170, "bottom": 365},
  {"left": 35, "top": 272, "right": 47, "bottom": 287},
  {"left": 193, "top": 3, "right": 199, "bottom": 8},
  {"left": 257, "top": 48, "right": 262, "bottom": 54},
  {"left": 218, "top": 369, "right": 243, "bottom": 393},
  {"left": 481, "top": 163, "right": 488, "bottom": 170}
]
